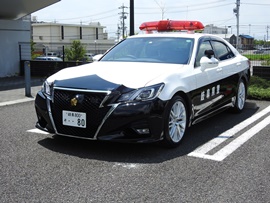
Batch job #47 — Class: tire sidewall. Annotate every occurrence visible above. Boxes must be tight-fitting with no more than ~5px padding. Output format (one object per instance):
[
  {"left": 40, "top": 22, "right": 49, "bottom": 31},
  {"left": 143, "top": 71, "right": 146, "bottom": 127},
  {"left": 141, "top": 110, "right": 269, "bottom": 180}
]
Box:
[
  {"left": 234, "top": 79, "right": 246, "bottom": 113},
  {"left": 163, "top": 95, "right": 188, "bottom": 147}
]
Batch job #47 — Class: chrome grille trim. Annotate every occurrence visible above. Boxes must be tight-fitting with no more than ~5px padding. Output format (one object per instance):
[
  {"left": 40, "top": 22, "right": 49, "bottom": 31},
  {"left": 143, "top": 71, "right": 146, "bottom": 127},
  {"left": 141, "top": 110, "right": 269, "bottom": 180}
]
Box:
[
  {"left": 46, "top": 97, "right": 58, "bottom": 134},
  {"left": 54, "top": 87, "right": 111, "bottom": 94},
  {"left": 93, "top": 103, "right": 119, "bottom": 139},
  {"left": 48, "top": 87, "right": 116, "bottom": 139}
]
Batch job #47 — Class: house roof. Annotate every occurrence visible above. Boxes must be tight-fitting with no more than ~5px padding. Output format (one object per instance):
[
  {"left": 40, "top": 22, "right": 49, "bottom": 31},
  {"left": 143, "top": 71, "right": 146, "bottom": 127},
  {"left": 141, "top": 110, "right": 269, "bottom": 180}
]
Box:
[
  {"left": 0, "top": 0, "right": 60, "bottom": 20},
  {"left": 239, "top": 35, "right": 254, "bottom": 39}
]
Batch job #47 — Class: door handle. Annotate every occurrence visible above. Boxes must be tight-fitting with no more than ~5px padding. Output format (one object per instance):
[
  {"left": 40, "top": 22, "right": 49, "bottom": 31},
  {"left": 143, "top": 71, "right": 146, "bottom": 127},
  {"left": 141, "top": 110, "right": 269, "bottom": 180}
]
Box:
[{"left": 217, "top": 67, "right": 222, "bottom": 72}]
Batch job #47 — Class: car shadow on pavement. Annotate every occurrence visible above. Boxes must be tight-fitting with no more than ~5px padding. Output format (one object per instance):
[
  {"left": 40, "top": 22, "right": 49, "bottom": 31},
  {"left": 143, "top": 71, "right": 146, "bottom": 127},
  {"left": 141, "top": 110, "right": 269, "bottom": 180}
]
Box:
[{"left": 38, "top": 101, "right": 259, "bottom": 164}]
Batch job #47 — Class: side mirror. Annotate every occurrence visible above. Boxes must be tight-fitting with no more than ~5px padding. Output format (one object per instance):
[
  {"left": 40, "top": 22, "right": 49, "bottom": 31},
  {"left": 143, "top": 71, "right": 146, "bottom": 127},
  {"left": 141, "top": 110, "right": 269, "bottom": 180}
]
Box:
[
  {"left": 204, "top": 50, "right": 215, "bottom": 59},
  {"left": 200, "top": 56, "right": 219, "bottom": 71}
]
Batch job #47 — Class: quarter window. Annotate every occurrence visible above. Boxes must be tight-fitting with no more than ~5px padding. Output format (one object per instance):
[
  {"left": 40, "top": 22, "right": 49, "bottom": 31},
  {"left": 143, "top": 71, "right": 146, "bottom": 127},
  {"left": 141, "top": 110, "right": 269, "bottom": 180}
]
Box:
[{"left": 195, "top": 40, "right": 213, "bottom": 67}]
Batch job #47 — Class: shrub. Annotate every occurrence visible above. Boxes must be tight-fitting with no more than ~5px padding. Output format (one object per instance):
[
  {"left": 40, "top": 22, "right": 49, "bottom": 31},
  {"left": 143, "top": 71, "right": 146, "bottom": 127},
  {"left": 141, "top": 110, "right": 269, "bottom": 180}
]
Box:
[{"left": 248, "top": 76, "right": 270, "bottom": 100}]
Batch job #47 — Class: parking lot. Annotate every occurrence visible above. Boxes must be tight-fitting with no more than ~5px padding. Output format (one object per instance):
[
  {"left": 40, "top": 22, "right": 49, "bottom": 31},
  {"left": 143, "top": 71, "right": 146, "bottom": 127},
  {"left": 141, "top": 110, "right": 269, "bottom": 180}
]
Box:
[{"left": 1, "top": 98, "right": 269, "bottom": 202}]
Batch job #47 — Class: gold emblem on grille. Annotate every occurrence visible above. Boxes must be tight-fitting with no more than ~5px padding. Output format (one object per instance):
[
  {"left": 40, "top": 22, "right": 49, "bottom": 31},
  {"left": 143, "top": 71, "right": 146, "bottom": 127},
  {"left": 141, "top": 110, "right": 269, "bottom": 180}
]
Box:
[{"left": 70, "top": 97, "right": 78, "bottom": 107}]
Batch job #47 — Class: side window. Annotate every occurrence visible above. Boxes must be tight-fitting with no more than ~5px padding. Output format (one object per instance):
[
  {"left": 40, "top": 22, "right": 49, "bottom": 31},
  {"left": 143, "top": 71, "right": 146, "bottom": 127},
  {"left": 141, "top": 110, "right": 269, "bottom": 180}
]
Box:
[
  {"left": 195, "top": 40, "right": 213, "bottom": 67},
  {"left": 211, "top": 41, "right": 235, "bottom": 61}
]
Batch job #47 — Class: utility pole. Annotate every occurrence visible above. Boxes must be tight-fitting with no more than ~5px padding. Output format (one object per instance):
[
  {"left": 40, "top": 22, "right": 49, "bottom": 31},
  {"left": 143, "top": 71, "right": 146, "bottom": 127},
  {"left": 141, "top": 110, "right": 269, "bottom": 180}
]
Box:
[
  {"left": 154, "top": 0, "right": 165, "bottom": 20},
  {"left": 233, "top": 0, "right": 240, "bottom": 49},
  {"left": 267, "top": 25, "right": 269, "bottom": 42},
  {"left": 130, "top": 0, "right": 134, "bottom": 36},
  {"left": 116, "top": 24, "right": 121, "bottom": 41},
  {"left": 119, "top": 4, "right": 128, "bottom": 39}
]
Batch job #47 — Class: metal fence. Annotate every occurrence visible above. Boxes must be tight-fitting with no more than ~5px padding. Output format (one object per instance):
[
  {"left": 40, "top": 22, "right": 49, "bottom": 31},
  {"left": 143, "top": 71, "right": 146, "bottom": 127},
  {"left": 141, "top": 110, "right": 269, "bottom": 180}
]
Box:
[
  {"left": 19, "top": 42, "right": 108, "bottom": 61},
  {"left": 20, "top": 60, "right": 90, "bottom": 77},
  {"left": 32, "top": 43, "right": 107, "bottom": 59},
  {"left": 240, "top": 48, "right": 270, "bottom": 79},
  {"left": 241, "top": 49, "right": 270, "bottom": 67},
  {"left": 19, "top": 42, "right": 270, "bottom": 79}
]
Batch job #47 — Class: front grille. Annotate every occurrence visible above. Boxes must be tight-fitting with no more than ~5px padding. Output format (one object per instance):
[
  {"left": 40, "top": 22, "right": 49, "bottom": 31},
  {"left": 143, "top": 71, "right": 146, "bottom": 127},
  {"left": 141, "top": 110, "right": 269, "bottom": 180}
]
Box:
[{"left": 51, "top": 88, "right": 111, "bottom": 138}]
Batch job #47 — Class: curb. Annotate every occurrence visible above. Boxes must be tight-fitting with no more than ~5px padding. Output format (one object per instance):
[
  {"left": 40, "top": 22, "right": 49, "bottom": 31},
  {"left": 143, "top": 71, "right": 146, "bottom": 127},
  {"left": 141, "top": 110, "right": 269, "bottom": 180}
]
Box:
[{"left": 0, "top": 97, "right": 35, "bottom": 107}]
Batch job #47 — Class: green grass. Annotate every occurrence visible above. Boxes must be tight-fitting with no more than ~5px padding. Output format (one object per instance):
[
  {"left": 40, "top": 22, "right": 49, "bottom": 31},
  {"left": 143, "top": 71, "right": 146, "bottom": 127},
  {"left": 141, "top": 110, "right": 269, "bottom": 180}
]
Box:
[
  {"left": 243, "top": 54, "right": 270, "bottom": 65},
  {"left": 243, "top": 54, "right": 270, "bottom": 61},
  {"left": 248, "top": 76, "right": 270, "bottom": 100}
]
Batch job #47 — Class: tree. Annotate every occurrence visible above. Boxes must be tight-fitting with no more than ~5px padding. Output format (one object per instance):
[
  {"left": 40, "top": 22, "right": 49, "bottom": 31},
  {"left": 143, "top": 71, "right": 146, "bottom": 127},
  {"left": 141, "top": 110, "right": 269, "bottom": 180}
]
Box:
[
  {"left": 65, "top": 40, "right": 86, "bottom": 61},
  {"left": 30, "top": 40, "right": 43, "bottom": 60},
  {"left": 254, "top": 39, "right": 270, "bottom": 47}
]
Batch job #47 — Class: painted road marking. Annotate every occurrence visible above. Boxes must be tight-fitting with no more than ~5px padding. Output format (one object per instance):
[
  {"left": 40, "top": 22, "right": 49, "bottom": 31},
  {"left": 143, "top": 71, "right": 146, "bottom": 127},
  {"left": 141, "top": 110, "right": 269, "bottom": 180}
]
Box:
[
  {"left": 189, "top": 105, "right": 270, "bottom": 161},
  {"left": 27, "top": 128, "right": 50, "bottom": 135},
  {"left": 27, "top": 106, "right": 270, "bottom": 162}
]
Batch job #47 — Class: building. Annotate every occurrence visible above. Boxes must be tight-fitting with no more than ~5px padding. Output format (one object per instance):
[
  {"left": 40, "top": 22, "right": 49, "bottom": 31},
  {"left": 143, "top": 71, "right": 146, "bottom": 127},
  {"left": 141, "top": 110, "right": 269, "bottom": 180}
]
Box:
[
  {"left": 32, "top": 22, "right": 116, "bottom": 56},
  {"left": 239, "top": 35, "right": 254, "bottom": 50},
  {"left": 202, "top": 24, "right": 254, "bottom": 49},
  {"left": 203, "top": 25, "right": 237, "bottom": 47},
  {"left": 203, "top": 24, "right": 227, "bottom": 34},
  {"left": 214, "top": 34, "right": 237, "bottom": 47},
  {"left": 0, "top": 0, "right": 60, "bottom": 77}
]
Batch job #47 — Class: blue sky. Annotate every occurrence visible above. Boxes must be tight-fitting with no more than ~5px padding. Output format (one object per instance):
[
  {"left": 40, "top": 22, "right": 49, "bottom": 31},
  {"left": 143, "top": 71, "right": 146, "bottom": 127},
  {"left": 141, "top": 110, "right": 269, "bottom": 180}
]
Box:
[{"left": 32, "top": 0, "right": 270, "bottom": 40}]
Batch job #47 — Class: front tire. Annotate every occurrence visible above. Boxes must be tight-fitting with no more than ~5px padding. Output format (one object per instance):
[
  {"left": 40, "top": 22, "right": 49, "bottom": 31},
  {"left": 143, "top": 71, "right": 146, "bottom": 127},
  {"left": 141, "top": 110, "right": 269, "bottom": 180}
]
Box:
[
  {"left": 232, "top": 79, "right": 246, "bottom": 113},
  {"left": 162, "top": 95, "right": 188, "bottom": 148}
]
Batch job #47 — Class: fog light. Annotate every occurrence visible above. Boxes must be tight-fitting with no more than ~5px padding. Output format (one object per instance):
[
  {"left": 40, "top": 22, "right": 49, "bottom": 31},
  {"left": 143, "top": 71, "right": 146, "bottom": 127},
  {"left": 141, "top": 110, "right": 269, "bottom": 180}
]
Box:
[{"left": 136, "top": 128, "right": 150, "bottom": 134}]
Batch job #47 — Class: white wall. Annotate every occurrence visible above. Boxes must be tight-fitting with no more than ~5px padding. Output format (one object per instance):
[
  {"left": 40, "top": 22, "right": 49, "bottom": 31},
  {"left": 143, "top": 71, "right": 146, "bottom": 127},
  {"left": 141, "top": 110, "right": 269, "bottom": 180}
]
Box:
[
  {"left": 32, "top": 23, "right": 115, "bottom": 54},
  {"left": 0, "top": 20, "right": 31, "bottom": 77}
]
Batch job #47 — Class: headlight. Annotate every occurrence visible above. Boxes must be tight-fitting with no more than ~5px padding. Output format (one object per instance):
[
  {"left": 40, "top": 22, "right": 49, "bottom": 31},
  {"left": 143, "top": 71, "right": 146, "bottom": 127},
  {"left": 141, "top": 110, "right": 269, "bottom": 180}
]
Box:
[
  {"left": 118, "top": 83, "right": 164, "bottom": 102},
  {"left": 41, "top": 80, "right": 53, "bottom": 96}
]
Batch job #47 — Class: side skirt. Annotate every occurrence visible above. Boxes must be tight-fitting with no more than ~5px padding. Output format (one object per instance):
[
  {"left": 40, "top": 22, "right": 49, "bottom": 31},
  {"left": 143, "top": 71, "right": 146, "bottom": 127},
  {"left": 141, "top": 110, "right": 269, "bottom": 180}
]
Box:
[{"left": 191, "top": 101, "right": 234, "bottom": 125}]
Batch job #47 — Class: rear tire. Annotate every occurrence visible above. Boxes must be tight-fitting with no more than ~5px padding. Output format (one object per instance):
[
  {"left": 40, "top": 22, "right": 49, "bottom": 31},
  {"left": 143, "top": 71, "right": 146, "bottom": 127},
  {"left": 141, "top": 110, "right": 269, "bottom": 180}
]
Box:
[
  {"left": 232, "top": 79, "right": 246, "bottom": 113},
  {"left": 162, "top": 95, "right": 188, "bottom": 148}
]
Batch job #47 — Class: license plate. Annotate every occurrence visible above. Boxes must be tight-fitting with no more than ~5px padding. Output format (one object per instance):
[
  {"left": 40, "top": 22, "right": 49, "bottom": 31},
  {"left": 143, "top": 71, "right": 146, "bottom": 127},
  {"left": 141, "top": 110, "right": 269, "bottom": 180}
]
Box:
[{"left": 62, "top": 110, "right": 86, "bottom": 128}]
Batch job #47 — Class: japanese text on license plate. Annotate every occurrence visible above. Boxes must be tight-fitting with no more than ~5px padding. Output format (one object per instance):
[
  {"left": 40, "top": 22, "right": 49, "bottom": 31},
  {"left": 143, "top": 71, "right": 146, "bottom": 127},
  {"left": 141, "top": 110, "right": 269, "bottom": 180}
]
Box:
[{"left": 62, "top": 110, "right": 86, "bottom": 128}]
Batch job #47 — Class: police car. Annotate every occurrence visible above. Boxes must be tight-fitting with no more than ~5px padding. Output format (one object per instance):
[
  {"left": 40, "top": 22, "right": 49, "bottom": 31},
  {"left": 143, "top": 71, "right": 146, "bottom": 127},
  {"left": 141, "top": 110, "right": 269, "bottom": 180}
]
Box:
[{"left": 35, "top": 20, "right": 250, "bottom": 148}]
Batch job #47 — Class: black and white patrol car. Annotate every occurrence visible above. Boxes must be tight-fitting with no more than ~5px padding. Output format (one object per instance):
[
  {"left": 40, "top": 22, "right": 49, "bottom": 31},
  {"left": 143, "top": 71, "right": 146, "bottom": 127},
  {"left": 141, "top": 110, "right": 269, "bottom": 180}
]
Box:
[{"left": 35, "top": 20, "right": 250, "bottom": 147}]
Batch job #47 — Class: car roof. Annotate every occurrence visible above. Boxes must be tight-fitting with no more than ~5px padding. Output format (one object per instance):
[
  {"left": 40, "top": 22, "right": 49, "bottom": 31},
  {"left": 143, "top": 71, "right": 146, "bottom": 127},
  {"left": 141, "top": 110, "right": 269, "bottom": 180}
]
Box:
[{"left": 127, "top": 32, "right": 213, "bottom": 40}]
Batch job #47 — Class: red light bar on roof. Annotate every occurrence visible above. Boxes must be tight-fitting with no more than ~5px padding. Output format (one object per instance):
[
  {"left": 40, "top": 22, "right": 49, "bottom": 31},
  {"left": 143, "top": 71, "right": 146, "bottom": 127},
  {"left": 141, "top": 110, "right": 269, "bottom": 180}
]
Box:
[{"left": 139, "top": 20, "right": 204, "bottom": 32}]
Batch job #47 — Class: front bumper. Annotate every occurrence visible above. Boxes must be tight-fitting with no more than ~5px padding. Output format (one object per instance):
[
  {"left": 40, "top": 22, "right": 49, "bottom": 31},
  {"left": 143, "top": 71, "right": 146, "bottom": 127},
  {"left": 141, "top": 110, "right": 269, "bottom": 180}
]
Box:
[{"left": 35, "top": 90, "right": 168, "bottom": 143}]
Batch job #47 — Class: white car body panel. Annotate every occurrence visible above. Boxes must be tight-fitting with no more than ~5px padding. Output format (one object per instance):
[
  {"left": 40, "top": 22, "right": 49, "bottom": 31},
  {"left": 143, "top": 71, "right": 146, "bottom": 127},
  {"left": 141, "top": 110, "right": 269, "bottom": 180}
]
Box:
[{"left": 47, "top": 61, "right": 190, "bottom": 91}]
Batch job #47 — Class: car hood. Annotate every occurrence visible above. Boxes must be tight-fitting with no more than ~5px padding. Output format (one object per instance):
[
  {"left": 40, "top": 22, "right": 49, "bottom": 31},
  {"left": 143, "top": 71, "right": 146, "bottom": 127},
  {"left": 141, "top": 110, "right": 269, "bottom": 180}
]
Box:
[{"left": 48, "top": 61, "right": 182, "bottom": 90}]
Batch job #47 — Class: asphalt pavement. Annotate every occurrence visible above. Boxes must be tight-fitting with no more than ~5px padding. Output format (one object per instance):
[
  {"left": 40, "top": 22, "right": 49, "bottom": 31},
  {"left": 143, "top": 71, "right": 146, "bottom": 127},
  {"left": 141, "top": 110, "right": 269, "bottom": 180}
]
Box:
[{"left": 0, "top": 76, "right": 44, "bottom": 106}]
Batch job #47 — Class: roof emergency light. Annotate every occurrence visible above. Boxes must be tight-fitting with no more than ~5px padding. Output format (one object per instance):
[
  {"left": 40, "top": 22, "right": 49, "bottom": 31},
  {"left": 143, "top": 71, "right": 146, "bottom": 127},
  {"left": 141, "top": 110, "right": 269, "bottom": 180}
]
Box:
[{"left": 139, "top": 20, "right": 204, "bottom": 32}]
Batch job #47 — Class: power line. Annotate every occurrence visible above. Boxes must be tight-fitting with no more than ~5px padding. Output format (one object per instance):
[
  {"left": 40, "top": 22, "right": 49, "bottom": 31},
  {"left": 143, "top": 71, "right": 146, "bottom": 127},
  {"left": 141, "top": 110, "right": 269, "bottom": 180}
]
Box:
[
  {"left": 241, "top": 3, "right": 270, "bottom": 6},
  {"left": 136, "top": 0, "right": 230, "bottom": 9},
  {"left": 35, "top": 9, "right": 116, "bottom": 22},
  {"left": 136, "top": 3, "right": 232, "bottom": 14}
]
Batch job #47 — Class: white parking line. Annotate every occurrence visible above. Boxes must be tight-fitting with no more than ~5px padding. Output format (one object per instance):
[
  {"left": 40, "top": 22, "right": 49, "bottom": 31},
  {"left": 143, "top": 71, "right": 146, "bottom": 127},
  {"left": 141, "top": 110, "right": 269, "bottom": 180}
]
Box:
[
  {"left": 27, "top": 128, "right": 50, "bottom": 135},
  {"left": 27, "top": 106, "right": 270, "bottom": 162},
  {"left": 188, "top": 105, "right": 270, "bottom": 161}
]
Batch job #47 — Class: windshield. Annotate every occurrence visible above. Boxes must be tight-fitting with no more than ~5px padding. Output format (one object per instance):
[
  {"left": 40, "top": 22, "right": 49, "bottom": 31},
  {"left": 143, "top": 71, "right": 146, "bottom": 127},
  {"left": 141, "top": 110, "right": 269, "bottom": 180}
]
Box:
[{"left": 101, "top": 37, "right": 194, "bottom": 64}]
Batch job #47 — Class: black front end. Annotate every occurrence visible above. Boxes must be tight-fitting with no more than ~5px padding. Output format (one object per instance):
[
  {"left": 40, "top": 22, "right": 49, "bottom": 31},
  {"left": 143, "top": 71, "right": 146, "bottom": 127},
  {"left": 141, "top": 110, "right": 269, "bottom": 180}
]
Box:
[{"left": 35, "top": 87, "right": 167, "bottom": 143}]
